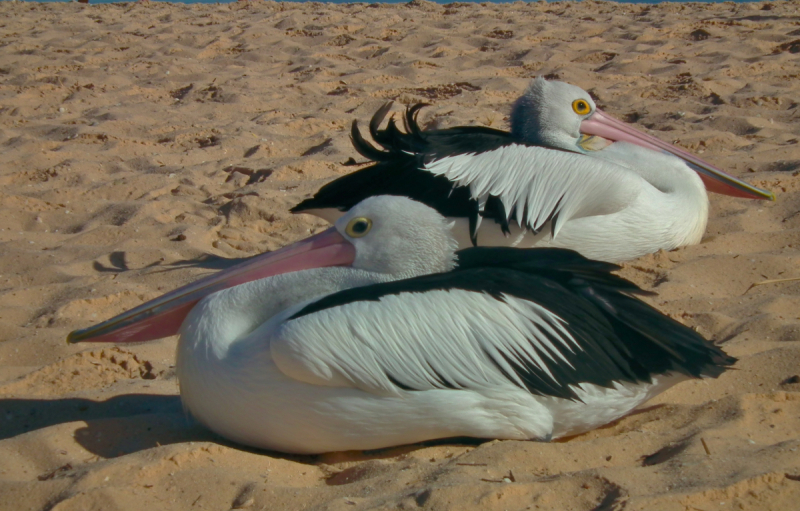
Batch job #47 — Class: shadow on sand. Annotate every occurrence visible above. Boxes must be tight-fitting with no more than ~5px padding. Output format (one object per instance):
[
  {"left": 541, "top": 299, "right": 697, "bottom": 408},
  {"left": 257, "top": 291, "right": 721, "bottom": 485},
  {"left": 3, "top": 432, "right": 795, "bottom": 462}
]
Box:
[
  {"left": 0, "top": 394, "right": 217, "bottom": 457},
  {"left": 92, "top": 250, "right": 255, "bottom": 275}
]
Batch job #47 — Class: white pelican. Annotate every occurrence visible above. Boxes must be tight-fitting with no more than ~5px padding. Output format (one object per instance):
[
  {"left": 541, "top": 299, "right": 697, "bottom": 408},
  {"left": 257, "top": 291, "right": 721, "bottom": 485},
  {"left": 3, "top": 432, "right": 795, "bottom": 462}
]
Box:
[
  {"left": 292, "top": 77, "right": 774, "bottom": 263},
  {"left": 68, "top": 196, "right": 734, "bottom": 454}
]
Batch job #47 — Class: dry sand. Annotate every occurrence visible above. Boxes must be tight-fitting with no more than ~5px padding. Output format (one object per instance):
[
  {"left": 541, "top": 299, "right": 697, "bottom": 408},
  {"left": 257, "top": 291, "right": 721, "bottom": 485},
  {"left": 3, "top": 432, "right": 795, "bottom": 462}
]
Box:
[{"left": 1, "top": 0, "right": 799, "bottom": 509}]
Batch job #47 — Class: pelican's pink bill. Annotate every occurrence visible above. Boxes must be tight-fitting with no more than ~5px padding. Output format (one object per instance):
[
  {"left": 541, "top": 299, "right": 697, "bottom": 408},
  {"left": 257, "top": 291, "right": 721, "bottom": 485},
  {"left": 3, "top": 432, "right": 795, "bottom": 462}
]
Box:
[
  {"left": 581, "top": 110, "right": 774, "bottom": 201},
  {"left": 66, "top": 228, "right": 356, "bottom": 344}
]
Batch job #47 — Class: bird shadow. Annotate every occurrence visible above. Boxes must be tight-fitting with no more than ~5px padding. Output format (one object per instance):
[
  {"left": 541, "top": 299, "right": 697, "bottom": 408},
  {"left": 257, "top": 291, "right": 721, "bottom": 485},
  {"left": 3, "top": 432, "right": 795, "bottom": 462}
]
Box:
[
  {"left": 92, "top": 251, "right": 255, "bottom": 275},
  {"left": 163, "top": 253, "right": 255, "bottom": 271},
  {"left": 0, "top": 394, "right": 218, "bottom": 458},
  {"left": 92, "top": 251, "right": 133, "bottom": 273}
]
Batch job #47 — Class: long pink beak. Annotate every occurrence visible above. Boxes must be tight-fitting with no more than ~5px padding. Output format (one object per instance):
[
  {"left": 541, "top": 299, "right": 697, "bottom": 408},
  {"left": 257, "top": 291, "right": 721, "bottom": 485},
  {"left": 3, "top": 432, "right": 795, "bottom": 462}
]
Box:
[
  {"left": 67, "top": 228, "right": 355, "bottom": 344},
  {"left": 581, "top": 110, "right": 774, "bottom": 201}
]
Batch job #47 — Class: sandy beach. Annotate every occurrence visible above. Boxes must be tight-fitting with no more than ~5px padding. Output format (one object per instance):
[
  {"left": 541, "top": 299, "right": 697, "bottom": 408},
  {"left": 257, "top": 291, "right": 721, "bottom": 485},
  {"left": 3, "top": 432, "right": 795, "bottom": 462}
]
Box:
[{"left": 0, "top": 0, "right": 799, "bottom": 509}]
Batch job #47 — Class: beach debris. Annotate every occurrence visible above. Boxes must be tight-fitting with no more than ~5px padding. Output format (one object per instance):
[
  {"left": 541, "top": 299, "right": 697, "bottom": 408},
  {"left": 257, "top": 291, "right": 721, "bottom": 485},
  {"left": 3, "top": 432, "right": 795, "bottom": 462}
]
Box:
[
  {"left": 590, "top": 482, "right": 627, "bottom": 511},
  {"left": 744, "top": 276, "right": 800, "bottom": 294},
  {"left": 485, "top": 29, "right": 513, "bottom": 40},
  {"left": 38, "top": 463, "right": 74, "bottom": 481},
  {"left": 196, "top": 135, "right": 221, "bottom": 149},
  {"left": 700, "top": 437, "right": 712, "bottom": 456},
  {"left": 773, "top": 39, "right": 800, "bottom": 54},
  {"left": 170, "top": 84, "right": 193, "bottom": 102},
  {"left": 480, "top": 470, "right": 515, "bottom": 483}
]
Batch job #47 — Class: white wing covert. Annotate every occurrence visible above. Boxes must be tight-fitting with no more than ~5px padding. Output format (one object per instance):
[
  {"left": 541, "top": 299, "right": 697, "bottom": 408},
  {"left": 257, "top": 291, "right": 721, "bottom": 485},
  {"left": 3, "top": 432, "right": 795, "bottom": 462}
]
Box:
[
  {"left": 268, "top": 288, "right": 586, "bottom": 398},
  {"left": 424, "top": 145, "right": 643, "bottom": 238}
]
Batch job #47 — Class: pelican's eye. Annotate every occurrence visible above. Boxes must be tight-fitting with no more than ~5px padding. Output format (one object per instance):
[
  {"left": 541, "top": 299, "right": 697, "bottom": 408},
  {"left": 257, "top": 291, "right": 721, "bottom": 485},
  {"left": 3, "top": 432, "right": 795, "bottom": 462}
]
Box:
[
  {"left": 345, "top": 217, "right": 372, "bottom": 238},
  {"left": 572, "top": 99, "right": 591, "bottom": 115}
]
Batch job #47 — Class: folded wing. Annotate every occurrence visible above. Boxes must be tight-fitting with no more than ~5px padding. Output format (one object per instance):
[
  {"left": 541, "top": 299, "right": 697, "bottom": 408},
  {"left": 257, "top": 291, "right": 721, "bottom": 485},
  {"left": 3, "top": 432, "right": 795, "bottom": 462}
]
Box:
[
  {"left": 293, "top": 104, "right": 644, "bottom": 243},
  {"left": 268, "top": 249, "right": 734, "bottom": 399}
]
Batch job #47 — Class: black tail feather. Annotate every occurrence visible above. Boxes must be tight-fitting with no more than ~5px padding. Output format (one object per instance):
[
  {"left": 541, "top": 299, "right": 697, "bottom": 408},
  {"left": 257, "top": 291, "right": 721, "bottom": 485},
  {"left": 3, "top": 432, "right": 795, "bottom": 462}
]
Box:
[
  {"left": 351, "top": 120, "right": 390, "bottom": 162},
  {"left": 369, "top": 102, "right": 395, "bottom": 147},
  {"left": 404, "top": 103, "right": 428, "bottom": 141}
]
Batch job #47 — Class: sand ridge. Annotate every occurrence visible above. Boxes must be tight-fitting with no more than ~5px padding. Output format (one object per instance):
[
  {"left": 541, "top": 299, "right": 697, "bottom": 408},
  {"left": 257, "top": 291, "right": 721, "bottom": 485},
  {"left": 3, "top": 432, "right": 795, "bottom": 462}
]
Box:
[{"left": 0, "top": 0, "right": 799, "bottom": 509}]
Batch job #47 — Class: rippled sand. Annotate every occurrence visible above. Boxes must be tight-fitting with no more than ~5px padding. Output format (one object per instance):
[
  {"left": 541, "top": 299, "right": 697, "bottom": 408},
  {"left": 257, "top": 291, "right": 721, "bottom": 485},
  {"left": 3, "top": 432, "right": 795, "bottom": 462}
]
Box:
[{"left": 1, "top": 1, "right": 799, "bottom": 509}]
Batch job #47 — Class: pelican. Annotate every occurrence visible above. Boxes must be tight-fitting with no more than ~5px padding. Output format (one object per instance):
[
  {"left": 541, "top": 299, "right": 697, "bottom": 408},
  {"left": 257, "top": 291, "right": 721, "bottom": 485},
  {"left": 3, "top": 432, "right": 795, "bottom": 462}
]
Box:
[
  {"left": 68, "top": 196, "right": 734, "bottom": 454},
  {"left": 292, "top": 77, "right": 773, "bottom": 263}
]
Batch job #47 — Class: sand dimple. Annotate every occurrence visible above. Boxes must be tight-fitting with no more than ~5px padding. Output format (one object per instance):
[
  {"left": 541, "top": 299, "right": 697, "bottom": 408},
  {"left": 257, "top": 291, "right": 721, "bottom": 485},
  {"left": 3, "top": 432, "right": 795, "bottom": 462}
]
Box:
[{"left": 0, "top": 1, "right": 798, "bottom": 510}]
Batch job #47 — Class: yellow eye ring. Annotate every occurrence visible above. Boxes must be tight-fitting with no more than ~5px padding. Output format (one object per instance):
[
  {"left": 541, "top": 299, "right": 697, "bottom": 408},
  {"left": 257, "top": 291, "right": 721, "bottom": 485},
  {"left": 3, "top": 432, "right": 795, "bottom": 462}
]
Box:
[
  {"left": 572, "top": 99, "right": 591, "bottom": 115},
  {"left": 345, "top": 217, "right": 372, "bottom": 238}
]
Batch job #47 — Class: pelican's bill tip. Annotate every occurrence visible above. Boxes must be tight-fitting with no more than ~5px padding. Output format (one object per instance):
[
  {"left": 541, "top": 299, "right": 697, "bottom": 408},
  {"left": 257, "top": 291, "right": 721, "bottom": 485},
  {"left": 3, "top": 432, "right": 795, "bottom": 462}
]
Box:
[
  {"left": 754, "top": 187, "right": 776, "bottom": 202},
  {"left": 66, "top": 329, "right": 84, "bottom": 344},
  {"left": 66, "top": 327, "right": 96, "bottom": 344}
]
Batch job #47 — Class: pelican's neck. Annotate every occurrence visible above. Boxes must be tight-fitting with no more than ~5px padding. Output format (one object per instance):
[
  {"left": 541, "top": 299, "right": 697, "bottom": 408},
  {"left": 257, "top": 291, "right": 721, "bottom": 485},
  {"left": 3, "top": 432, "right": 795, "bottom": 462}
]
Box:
[
  {"left": 596, "top": 141, "right": 709, "bottom": 246},
  {"left": 178, "top": 267, "right": 394, "bottom": 361},
  {"left": 509, "top": 111, "right": 583, "bottom": 153},
  {"left": 596, "top": 142, "right": 706, "bottom": 196},
  {"left": 174, "top": 266, "right": 398, "bottom": 444}
]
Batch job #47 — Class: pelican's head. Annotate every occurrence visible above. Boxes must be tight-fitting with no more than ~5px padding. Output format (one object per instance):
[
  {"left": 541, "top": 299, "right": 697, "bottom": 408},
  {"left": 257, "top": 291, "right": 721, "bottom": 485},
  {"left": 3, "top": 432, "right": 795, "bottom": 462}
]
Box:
[
  {"left": 335, "top": 195, "right": 456, "bottom": 278},
  {"left": 511, "top": 76, "right": 774, "bottom": 201},
  {"left": 66, "top": 196, "right": 456, "bottom": 345},
  {"left": 510, "top": 76, "right": 598, "bottom": 153}
]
